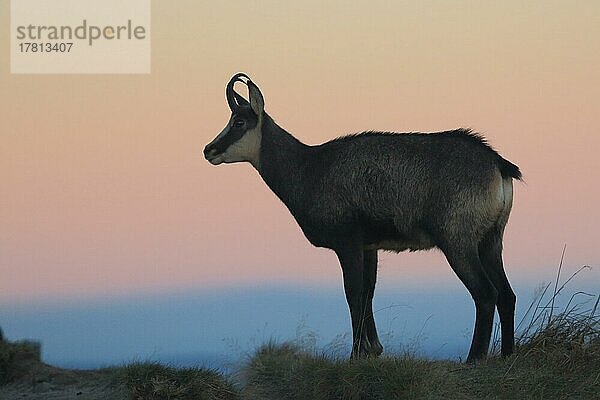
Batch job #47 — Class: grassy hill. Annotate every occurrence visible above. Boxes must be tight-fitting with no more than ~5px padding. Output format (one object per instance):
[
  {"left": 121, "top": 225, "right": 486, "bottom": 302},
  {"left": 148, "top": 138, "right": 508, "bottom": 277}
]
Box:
[
  {"left": 2, "top": 270, "right": 598, "bottom": 400},
  {"left": 2, "top": 306, "right": 598, "bottom": 400}
]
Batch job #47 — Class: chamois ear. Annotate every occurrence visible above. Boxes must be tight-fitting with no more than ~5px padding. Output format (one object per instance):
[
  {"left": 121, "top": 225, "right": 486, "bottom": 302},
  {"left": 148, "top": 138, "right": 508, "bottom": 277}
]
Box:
[{"left": 248, "top": 80, "right": 264, "bottom": 117}]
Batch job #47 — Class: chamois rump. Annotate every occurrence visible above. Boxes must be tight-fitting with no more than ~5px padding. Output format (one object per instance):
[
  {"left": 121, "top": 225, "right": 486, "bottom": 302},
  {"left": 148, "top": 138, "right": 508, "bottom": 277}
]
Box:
[{"left": 204, "top": 73, "right": 521, "bottom": 361}]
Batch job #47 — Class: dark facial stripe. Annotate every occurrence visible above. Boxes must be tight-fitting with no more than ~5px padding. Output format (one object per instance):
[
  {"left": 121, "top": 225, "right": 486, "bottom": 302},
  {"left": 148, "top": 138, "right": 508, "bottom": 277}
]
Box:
[{"left": 213, "top": 125, "right": 247, "bottom": 155}]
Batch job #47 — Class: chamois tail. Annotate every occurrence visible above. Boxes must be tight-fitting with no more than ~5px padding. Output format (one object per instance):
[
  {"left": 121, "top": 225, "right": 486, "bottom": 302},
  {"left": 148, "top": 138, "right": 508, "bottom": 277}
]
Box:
[{"left": 497, "top": 156, "right": 522, "bottom": 180}]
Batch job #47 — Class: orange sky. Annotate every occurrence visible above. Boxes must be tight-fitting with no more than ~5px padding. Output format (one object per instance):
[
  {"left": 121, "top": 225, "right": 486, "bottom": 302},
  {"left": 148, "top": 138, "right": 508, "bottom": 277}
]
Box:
[{"left": 1, "top": 1, "right": 599, "bottom": 302}]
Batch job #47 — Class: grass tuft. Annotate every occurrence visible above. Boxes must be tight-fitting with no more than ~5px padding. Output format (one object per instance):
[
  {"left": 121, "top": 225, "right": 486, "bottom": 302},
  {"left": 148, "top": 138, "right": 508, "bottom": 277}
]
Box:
[
  {"left": 241, "top": 342, "right": 439, "bottom": 400},
  {"left": 0, "top": 335, "right": 41, "bottom": 385},
  {"left": 118, "top": 362, "right": 239, "bottom": 400}
]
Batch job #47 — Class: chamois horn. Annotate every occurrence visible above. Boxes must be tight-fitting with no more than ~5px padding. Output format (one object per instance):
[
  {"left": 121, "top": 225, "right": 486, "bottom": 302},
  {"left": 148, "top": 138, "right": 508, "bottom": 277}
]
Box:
[{"left": 226, "top": 73, "right": 251, "bottom": 111}]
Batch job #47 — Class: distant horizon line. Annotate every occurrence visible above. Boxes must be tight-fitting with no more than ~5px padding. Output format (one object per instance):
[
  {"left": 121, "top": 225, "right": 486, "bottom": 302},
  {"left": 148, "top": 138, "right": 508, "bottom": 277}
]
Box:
[{"left": 2, "top": 268, "right": 597, "bottom": 310}]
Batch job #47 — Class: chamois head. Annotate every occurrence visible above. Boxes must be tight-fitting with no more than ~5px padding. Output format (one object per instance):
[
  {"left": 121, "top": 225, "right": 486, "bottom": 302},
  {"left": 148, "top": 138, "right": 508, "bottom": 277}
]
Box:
[{"left": 204, "top": 73, "right": 264, "bottom": 168}]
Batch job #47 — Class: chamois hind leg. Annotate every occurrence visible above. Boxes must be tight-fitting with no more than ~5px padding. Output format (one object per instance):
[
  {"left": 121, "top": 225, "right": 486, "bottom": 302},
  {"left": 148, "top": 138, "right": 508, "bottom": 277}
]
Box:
[
  {"left": 478, "top": 227, "right": 515, "bottom": 357},
  {"left": 335, "top": 245, "right": 368, "bottom": 358},
  {"left": 441, "top": 241, "right": 498, "bottom": 362},
  {"left": 363, "top": 249, "right": 383, "bottom": 356}
]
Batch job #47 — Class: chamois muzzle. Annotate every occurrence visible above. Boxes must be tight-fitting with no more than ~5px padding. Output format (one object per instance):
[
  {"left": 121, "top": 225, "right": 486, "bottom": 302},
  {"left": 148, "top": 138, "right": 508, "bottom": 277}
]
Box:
[
  {"left": 203, "top": 124, "right": 230, "bottom": 165},
  {"left": 203, "top": 143, "right": 217, "bottom": 161}
]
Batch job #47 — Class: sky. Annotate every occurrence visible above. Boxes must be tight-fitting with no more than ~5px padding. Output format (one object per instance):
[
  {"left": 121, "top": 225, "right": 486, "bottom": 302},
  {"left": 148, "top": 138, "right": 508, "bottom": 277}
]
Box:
[{"left": 1, "top": 1, "right": 599, "bottom": 366}]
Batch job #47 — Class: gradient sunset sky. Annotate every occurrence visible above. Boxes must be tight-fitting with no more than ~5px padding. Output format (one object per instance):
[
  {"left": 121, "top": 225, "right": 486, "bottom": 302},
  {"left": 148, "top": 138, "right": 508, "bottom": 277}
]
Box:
[{"left": 1, "top": 0, "right": 599, "bottom": 304}]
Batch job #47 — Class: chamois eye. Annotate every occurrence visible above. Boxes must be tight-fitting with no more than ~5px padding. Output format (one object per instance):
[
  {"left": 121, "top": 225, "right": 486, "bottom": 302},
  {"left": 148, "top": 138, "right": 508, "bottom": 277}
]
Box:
[{"left": 234, "top": 119, "right": 245, "bottom": 127}]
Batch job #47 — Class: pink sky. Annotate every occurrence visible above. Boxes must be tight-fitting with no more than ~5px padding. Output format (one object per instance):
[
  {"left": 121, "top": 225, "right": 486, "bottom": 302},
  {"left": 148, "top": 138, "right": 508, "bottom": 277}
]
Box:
[{"left": 1, "top": 1, "right": 599, "bottom": 302}]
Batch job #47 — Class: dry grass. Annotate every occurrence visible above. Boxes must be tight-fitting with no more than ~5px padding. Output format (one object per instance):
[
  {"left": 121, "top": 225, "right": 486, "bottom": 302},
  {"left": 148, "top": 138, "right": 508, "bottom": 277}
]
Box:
[
  {"left": 118, "top": 362, "right": 239, "bottom": 400},
  {"left": 0, "top": 330, "right": 41, "bottom": 385},
  {"left": 237, "top": 258, "right": 599, "bottom": 399},
  {"left": 239, "top": 290, "right": 599, "bottom": 400}
]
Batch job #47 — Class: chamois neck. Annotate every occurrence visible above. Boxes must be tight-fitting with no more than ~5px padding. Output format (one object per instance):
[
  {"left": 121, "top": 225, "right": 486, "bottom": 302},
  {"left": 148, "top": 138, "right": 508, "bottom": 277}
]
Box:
[
  {"left": 258, "top": 114, "right": 309, "bottom": 210},
  {"left": 261, "top": 114, "right": 307, "bottom": 155}
]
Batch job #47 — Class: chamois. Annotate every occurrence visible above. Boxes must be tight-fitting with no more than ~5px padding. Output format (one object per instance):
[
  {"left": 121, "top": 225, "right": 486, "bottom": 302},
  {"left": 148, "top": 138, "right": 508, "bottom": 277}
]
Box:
[{"left": 204, "top": 73, "right": 521, "bottom": 361}]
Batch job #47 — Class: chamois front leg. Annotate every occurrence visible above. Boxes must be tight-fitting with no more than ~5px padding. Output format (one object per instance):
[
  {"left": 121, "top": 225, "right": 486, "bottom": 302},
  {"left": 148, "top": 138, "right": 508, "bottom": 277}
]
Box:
[
  {"left": 336, "top": 245, "right": 369, "bottom": 358},
  {"left": 363, "top": 249, "right": 383, "bottom": 356}
]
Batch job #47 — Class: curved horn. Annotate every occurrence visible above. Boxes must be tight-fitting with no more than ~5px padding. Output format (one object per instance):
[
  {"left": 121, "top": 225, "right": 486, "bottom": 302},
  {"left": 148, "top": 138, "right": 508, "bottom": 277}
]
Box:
[
  {"left": 234, "top": 92, "right": 250, "bottom": 107},
  {"left": 226, "top": 73, "right": 251, "bottom": 111}
]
